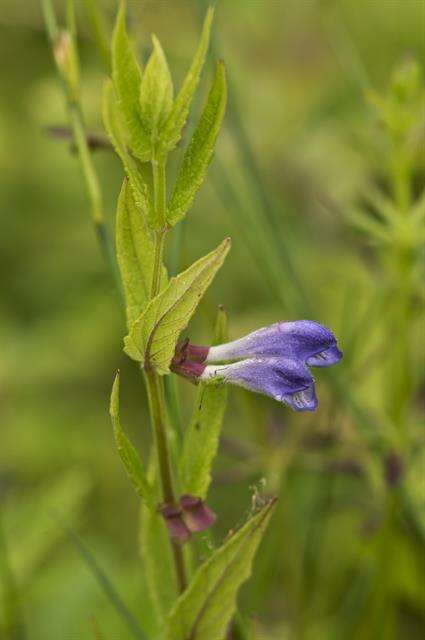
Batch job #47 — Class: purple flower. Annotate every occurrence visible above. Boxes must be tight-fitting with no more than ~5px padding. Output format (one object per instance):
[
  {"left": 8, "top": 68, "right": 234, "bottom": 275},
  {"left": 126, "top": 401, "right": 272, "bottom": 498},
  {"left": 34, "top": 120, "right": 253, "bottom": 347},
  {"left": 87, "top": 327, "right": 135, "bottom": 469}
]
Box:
[
  {"left": 187, "top": 320, "right": 342, "bottom": 368},
  {"left": 161, "top": 504, "right": 191, "bottom": 542},
  {"left": 172, "top": 319, "right": 342, "bottom": 412},
  {"left": 160, "top": 495, "right": 217, "bottom": 542},
  {"left": 179, "top": 494, "right": 217, "bottom": 532},
  {"left": 201, "top": 357, "right": 318, "bottom": 411}
]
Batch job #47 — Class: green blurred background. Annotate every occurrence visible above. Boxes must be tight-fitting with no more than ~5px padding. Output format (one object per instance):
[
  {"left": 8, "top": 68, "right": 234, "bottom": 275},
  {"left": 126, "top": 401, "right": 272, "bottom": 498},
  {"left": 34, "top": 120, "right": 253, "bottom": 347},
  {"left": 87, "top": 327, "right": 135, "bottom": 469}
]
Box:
[{"left": 1, "top": 0, "right": 424, "bottom": 638}]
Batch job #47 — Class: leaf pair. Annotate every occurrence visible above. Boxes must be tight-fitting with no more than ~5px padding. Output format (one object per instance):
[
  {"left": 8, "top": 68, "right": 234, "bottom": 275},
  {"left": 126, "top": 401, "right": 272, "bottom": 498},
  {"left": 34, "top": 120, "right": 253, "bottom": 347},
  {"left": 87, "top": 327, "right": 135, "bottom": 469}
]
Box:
[
  {"left": 106, "top": 2, "right": 227, "bottom": 229},
  {"left": 111, "top": 3, "right": 214, "bottom": 156},
  {"left": 124, "top": 237, "right": 231, "bottom": 374}
]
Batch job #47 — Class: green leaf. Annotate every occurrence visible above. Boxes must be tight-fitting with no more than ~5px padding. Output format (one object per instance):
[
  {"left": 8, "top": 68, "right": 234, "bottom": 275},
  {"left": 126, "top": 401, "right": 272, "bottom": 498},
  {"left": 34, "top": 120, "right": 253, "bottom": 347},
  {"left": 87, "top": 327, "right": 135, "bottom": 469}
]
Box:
[
  {"left": 115, "top": 178, "right": 166, "bottom": 326},
  {"left": 164, "top": 499, "right": 277, "bottom": 640},
  {"left": 180, "top": 306, "right": 228, "bottom": 498},
  {"left": 124, "top": 238, "right": 231, "bottom": 373},
  {"left": 159, "top": 7, "right": 214, "bottom": 153},
  {"left": 109, "top": 372, "right": 155, "bottom": 508},
  {"left": 139, "top": 503, "right": 177, "bottom": 629},
  {"left": 103, "top": 79, "right": 153, "bottom": 224},
  {"left": 168, "top": 61, "right": 227, "bottom": 226},
  {"left": 112, "top": 2, "right": 150, "bottom": 161},
  {"left": 139, "top": 36, "right": 173, "bottom": 144}
]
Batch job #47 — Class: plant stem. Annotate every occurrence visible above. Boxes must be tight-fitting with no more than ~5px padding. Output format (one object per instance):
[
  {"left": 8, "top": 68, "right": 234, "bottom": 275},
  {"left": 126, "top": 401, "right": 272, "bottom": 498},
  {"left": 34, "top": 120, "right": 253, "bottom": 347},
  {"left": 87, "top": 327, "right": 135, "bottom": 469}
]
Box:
[
  {"left": 144, "top": 370, "right": 187, "bottom": 593},
  {"left": 147, "top": 154, "right": 187, "bottom": 594},
  {"left": 41, "top": 0, "right": 122, "bottom": 299}
]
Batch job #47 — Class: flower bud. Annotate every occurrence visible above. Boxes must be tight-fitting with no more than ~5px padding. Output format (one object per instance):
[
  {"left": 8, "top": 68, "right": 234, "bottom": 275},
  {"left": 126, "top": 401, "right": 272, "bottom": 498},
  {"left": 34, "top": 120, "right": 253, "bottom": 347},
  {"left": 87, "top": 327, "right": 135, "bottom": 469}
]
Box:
[
  {"left": 160, "top": 505, "right": 191, "bottom": 542},
  {"left": 180, "top": 495, "right": 217, "bottom": 532}
]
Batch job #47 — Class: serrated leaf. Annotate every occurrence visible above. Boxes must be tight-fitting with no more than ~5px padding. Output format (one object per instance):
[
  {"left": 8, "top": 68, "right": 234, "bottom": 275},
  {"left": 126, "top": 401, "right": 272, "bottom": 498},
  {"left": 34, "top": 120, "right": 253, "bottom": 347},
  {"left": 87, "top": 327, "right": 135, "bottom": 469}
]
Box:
[
  {"left": 164, "top": 499, "right": 277, "bottom": 640},
  {"left": 124, "top": 238, "right": 230, "bottom": 373},
  {"left": 115, "top": 178, "right": 166, "bottom": 326},
  {"left": 168, "top": 61, "right": 227, "bottom": 226},
  {"left": 180, "top": 306, "right": 228, "bottom": 498},
  {"left": 159, "top": 7, "right": 214, "bottom": 153},
  {"left": 139, "top": 35, "right": 173, "bottom": 144},
  {"left": 110, "top": 372, "right": 155, "bottom": 508},
  {"left": 112, "top": 2, "right": 150, "bottom": 161},
  {"left": 139, "top": 502, "right": 177, "bottom": 629},
  {"left": 103, "top": 79, "right": 152, "bottom": 223}
]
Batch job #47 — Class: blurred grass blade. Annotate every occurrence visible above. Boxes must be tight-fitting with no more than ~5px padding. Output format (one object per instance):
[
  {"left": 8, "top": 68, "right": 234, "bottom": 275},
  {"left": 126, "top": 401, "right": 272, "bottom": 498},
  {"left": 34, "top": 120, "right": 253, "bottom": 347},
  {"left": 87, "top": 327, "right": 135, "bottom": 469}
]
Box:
[
  {"left": 110, "top": 372, "right": 156, "bottom": 508},
  {"left": 180, "top": 306, "right": 228, "bottom": 498},
  {"left": 160, "top": 7, "right": 214, "bottom": 153},
  {"left": 112, "top": 1, "right": 150, "bottom": 161},
  {"left": 0, "top": 516, "right": 26, "bottom": 640},
  {"left": 164, "top": 498, "right": 277, "bottom": 640},
  {"left": 124, "top": 237, "right": 230, "bottom": 372},
  {"left": 83, "top": 0, "right": 111, "bottom": 72},
  {"left": 53, "top": 515, "right": 147, "bottom": 640},
  {"left": 168, "top": 61, "right": 227, "bottom": 226}
]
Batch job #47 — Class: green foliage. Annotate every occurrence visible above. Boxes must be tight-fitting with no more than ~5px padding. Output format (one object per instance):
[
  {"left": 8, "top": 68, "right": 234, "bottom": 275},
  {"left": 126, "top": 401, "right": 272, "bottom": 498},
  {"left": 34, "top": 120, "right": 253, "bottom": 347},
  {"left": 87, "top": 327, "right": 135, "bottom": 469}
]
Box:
[
  {"left": 112, "top": 2, "right": 150, "bottom": 161},
  {"left": 109, "top": 373, "right": 155, "bottom": 508},
  {"left": 103, "top": 80, "right": 153, "bottom": 225},
  {"left": 164, "top": 499, "right": 277, "bottom": 640},
  {"left": 159, "top": 7, "right": 214, "bottom": 153},
  {"left": 367, "top": 58, "right": 423, "bottom": 137},
  {"left": 139, "top": 36, "right": 174, "bottom": 148},
  {"left": 180, "top": 306, "right": 228, "bottom": 498},
  {"left": 124, "top": 238, "right": 231, "bottom": 373},
  {"left": 139, "top": 503, "right": 177, "bottom": 628},
  {"left": 168, "top": 61, "right": 227, "bottom": 225},
  {"left": 115, "top": 179, "right": 166, "bottom": 326}
]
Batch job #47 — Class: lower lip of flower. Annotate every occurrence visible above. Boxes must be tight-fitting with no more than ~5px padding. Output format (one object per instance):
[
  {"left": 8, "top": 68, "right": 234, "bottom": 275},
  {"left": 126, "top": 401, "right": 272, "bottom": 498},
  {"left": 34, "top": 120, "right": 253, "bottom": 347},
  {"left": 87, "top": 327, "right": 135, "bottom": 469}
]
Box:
[{"left": 306, "top": 345, "right": 343, "bottom": 367}]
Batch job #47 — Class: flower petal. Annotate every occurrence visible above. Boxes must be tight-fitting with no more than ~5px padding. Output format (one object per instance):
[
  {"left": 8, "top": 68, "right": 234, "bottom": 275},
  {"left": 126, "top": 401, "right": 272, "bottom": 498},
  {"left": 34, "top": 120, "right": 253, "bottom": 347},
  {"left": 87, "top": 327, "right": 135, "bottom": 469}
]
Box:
[
  {"left": 283, "top": 384, "right": 318, "bottom": 412},
  {"left": 206, "top": 320, "right": 341, "bottom": 367},
  {"left": 201, "top": 357, "right": 318, "bottom": 412},
  {"left": 180, "top": 495, "right": 217, "bottom": 532},
  {"left": 306, "top": 344, "right": 343, "bottom": 368},
  {"left": 161, "top": 505, "right": 191, "bottom": 542}
]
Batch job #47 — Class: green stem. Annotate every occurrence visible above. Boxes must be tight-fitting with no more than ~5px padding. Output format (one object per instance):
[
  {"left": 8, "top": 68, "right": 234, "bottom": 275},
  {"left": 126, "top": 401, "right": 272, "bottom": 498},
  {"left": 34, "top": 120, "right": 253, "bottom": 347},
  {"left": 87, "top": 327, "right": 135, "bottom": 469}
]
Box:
[
  {"left": 145, "top": 371, "right": 175, "bottom": 505},
  {"left": 147, "top": 156, "right": 187, "bottom": 594}
]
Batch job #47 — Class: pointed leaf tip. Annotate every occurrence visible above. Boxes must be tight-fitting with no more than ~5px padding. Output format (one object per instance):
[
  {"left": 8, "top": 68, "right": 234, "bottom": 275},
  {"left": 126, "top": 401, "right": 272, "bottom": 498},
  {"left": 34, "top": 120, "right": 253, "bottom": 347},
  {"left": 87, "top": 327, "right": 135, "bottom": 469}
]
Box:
[
  {"left": 112, "top": 0, "right": 150, "bottom": 160},
  {"left": 168, "top": 60, "right": 227, "bottom": 225},
  {"left": 109, "top": 372, "right": 155, "bottom": 507},
  {"left": 164, "top": 498, "right": 277, "bottom": 640},
  {"left": 139, "top": 34, "right": 173, "bottom": 142},
  {"left": 159, "top": 6, "right": 216, "bottom": 154}
]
